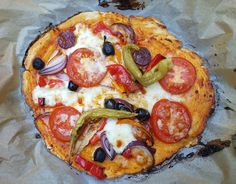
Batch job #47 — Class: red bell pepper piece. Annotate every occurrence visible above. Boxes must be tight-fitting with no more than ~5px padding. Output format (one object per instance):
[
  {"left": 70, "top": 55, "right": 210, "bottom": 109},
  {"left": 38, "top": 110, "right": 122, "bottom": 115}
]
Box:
[
  {"left": 107, "top": 64, "right": 140, "bottom": 93},
  {"left": 145, "top": 54, "right": 165, "bottom": 72},
  {"left": 75, "top": 155, "right": 106, "bottom": 180}
]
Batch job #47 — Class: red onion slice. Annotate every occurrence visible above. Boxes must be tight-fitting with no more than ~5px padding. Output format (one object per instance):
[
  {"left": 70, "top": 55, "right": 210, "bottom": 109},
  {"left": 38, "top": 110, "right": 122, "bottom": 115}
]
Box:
[
  {"left": 113, "top": 98, "right": 134, "bottom": 112},
  {"left": 55, "top": 72, "right": 70, "bottom": 81},
  {"left": 123, "top": 140, "right": 156, "bottom": 155},
  {"left": 100, "top": 131, "right": 116, "bottom": 160},
  {"left": 38, "top": 98, "right": 45, "bottom": 106},
  {"left": 111, "top": 23, "right": 135, "bottom": 43},
  {"left": 39, "top": 54, "right": 67, "bottom": 75}
]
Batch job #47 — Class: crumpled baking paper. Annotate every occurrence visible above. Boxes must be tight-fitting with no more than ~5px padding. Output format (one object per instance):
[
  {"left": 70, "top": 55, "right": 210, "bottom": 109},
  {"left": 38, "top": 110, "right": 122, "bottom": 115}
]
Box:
[{"left": 0, "top": 0, "right": 236, "bottom": 184}]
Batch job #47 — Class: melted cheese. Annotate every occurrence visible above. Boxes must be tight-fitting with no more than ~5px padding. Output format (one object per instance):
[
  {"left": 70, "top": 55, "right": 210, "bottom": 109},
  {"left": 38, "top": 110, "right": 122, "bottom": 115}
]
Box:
[
  {"left": 32, "top": 83, "right": 78, "bottom": 106},
  {"left": 65, "top": 25, "right": 103, "bottom": 56},
  {"left": 76, "top": 86, "right": 123, "bottom": 111},
  {"left": 143, "top": 82, "right": 182, "bottom": 112},
  {"left": 64, "top": 24, "right": 118, "bottom": 56},
  {"left": 104, "top": 119, "right": 136, "bottom": 153}
]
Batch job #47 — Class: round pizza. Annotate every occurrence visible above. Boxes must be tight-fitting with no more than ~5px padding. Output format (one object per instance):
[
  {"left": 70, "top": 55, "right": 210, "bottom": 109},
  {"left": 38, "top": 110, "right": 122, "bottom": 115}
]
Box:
[{"left": 22, "top": 11, "right": 215, "bottom": 179}]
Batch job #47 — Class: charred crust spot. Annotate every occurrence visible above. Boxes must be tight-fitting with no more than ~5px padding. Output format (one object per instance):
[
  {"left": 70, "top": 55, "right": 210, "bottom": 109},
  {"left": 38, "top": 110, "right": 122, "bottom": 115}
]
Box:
[
  {"left": 198, "top": 139, "right": 231, "bottom": 157},
  {"left": 164, "top": 38, "right": 173, "bottom": 43},
  {"left": 209, "top": 107, "right": 215, "bottom": 116},
  {"left": 186, "top": 152, "right": 194, "bottom": 158},
  {"left": 98, "top": 0, "right": 109, "bottom": 7},
  {"left": 224, "top": 106, "right": 235, "bottom": 112},
  {"left": 198, "top": 145, "right": 223, "bottom": 157},
  {"left": 35, "top": 133, "right": 41, "bottom": 139},
  {"left": 195, "top": 90, "right": 199, "bottom": 94},
  {"left": 98, "top": 0, "right": 145, "bottom": 10}
]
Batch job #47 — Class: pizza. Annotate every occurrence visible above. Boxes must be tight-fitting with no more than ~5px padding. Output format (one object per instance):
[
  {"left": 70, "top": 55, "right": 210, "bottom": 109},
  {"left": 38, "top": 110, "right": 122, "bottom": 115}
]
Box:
[{"left": 22, "top": 11, "right": 215, "bottom": 179}]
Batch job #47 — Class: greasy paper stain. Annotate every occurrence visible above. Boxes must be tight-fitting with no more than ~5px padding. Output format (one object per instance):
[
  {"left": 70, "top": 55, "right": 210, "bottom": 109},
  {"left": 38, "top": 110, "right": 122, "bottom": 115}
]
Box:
[{"left": 98, "top": 0, "right": 145, "bottom": 10}]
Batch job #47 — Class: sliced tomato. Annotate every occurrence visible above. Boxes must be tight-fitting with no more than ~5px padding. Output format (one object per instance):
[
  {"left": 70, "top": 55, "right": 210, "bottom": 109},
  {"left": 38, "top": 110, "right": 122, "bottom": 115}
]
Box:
[
  {"left": 93, "top": 21, "right": 115, "bottom": 36},
  {"left": 145, "top": 54, "right": 165, "bottom": 72},
  {"left": 150, "top": 99, "right": 191, "bottom": 143},
  {"left": 66, "top": 48, "right": 107, "bottom": 87},
  {"left": 49, "top": 106, "right": 80, "bottom": 142},
  {"left": 159, "top": 57, "right": 196, "bottom": 94},
  {"left": 107, "top": 64, "right": 140, "bottom": 93},
  {"left": 75, "top": 155, "right": 106, "bottom": 180}
]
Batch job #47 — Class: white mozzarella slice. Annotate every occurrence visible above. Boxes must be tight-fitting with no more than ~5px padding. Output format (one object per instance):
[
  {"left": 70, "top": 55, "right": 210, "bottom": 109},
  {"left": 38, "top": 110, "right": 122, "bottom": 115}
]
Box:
[
  {"left": 32, "top": 83, "right": 123, "bottom": 111},
  {"left": 77, "top": 86, "right": 123, "bottom": 111},
  {"left": 104, "top": 119, "right": 136, "bottom": 153},
  {"left": 32, "top": 82, "right": 78, "bottom": 106},
  {"left": 65, "top": 26, "right": 104, "bottom": 56},
  {"left": 64, "top": 24, "right": 118, "bottom": 57},
  {"left": 143, "top": 82, "right": 183, "bottom": 112}
]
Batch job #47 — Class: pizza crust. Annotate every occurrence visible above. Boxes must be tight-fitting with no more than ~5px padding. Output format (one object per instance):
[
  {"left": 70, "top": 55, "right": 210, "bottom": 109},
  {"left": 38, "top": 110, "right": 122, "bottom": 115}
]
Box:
[{"left": 22, "top": 11, "right": 215, "bottom": 179}]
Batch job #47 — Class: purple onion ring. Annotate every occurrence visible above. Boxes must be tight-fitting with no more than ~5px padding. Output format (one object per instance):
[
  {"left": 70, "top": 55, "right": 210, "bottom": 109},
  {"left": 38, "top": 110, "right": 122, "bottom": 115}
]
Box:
[{"left": 100, "top": 131, "right": 116, "bottom": 160}]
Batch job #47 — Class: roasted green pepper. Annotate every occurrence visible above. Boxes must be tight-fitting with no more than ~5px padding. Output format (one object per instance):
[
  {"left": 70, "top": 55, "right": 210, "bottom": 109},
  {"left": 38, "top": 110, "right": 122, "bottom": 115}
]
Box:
[
  {"left": 122, "top": 44, "right": 173, "bottom": 87},
  {"left": 69, "top": 108, "right": 137, "bottom": 161}
]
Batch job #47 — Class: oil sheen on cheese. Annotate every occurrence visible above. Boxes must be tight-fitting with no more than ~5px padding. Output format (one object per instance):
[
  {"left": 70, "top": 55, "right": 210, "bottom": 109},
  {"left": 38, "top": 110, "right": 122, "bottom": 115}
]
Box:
[{"left": 104, "top": 118, "right": 136, "bottom": 153}]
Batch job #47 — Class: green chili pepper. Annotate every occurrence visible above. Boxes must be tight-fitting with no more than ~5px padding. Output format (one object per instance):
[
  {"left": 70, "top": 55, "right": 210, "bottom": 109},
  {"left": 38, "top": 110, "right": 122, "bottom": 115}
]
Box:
[
  {"left": 122, "top": 44, "right": 173, "bottom": 87},
  {"left": 141, "top": 58, "right": 172, "bottom": 86},
  {"left": 122, "top": 44, "right": 142, "bottom": 80},
  {"left": 69, "top": 108, "right": 137, "bottom": 161}
]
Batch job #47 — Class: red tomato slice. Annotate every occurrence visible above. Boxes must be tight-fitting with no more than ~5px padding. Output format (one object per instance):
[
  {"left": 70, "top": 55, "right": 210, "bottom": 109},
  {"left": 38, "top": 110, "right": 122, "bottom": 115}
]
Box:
[
  {"left": 145, "top": 54, "right": 165, "bottom": 72},
  {"left": 150, "top": 99, "right": 191, "bottom": 143},
  {"left": 66, "top": 48, "right": 107, "bottom": 87},
  {"left": 159, "top": 57, "right": 196, "bottom": 94},
  {"left": 49, "top": 106, "right": 80, "bottom": 142},
  {"left": 107, "top": 64, "right": 140, "bottom": 93}
]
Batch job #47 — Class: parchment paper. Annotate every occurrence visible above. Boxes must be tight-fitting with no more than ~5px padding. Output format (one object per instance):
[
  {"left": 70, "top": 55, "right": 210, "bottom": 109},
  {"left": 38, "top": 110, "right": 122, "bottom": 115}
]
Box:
[{"left": 0, "top": 0, "right": 236, "bottom": 183}]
